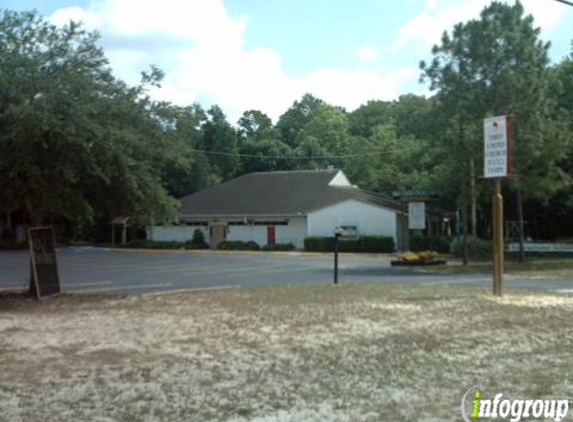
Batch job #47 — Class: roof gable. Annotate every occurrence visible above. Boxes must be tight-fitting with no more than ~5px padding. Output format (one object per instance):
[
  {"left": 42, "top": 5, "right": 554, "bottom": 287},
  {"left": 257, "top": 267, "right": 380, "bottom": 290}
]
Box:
[{"left": 179, "top": 169, "right": 401, "bottom": 216}]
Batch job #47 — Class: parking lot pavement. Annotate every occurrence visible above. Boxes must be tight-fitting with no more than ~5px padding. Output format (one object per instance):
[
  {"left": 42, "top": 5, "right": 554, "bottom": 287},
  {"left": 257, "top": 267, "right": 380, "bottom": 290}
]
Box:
[{"left": 1, "top": 247, "right": 572, "bottom": 295}]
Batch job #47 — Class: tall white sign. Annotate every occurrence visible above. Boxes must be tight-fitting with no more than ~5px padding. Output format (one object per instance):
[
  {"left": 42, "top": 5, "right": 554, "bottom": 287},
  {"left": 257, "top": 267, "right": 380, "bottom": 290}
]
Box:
[
  {"left": 484, "top": 115, "right": 511, "bottom": 178},
  {"left": 408, "top": 202, "right": 426, "bottom": 230}
]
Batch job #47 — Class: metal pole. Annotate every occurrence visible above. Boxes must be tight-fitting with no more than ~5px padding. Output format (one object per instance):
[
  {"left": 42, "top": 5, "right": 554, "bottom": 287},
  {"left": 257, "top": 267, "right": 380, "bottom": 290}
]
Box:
[
  {"left": 492, "top": 179, "right": 504, "bottom": 296},
  {"left": 334, "top": 234, "right": 339, "bottom": 284}
]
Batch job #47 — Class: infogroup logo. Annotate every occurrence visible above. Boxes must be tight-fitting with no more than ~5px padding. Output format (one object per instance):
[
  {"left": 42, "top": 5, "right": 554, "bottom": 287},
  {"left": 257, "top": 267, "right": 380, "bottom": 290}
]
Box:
[{"left": 461, "top": 386, "right": 570, "bottom": 422}]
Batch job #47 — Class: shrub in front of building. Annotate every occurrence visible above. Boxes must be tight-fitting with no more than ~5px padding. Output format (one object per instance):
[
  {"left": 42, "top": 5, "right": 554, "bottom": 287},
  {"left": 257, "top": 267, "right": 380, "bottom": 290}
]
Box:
[
  {"left": 218, "top": 241, "right": 260, "bottom": 250},
  {"left": 410, "top": 234, "right": 451, "bottom": 253},
  {"left": 304, "top": 236, "right": 394, "bottom": 253},
  {"left": 262, "top": 243, "right": 295, "bottom": 251},
  {"left": 451, "top": 235, "right": 492, "bottom": 259}
]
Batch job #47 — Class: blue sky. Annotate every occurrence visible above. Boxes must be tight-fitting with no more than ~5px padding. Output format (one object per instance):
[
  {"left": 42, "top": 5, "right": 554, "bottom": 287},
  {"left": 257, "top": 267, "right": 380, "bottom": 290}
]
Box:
[{"left": 3, "top": 0, "right": 572, "bottom": 122}]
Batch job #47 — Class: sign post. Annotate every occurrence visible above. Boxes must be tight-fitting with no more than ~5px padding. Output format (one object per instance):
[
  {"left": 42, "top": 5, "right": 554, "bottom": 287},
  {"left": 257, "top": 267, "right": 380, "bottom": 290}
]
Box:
[
  {"left": 392, "top": 191, "right": 439, "bottom": 251},
  {"left": 483, "top": 115, "right": 512, "bottom": 296},
  {"left": 28, "top": 226, "right": 61, "bottom": 299}
]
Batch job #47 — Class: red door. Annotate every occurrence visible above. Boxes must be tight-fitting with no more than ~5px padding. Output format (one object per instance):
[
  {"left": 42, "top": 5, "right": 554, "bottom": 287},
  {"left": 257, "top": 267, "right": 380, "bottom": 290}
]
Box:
[{"left": 267, "top": 226, "right": 276, "bottom": 245}]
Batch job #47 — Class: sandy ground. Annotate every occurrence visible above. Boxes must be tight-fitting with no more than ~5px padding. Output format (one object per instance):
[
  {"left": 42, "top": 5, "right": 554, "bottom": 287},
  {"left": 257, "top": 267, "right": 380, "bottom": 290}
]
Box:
[{"left": 1, "top": 283, "right": 573, "bottom": 422}]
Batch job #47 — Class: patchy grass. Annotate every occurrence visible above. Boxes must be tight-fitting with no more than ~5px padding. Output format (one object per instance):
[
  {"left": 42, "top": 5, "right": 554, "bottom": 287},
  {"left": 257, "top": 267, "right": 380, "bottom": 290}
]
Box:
[
  {"left": 429, "top": 256, "right": 573, "bottom": 278},
  {"left": 1, "top": 284, "right": 573, "bottom": 421}
]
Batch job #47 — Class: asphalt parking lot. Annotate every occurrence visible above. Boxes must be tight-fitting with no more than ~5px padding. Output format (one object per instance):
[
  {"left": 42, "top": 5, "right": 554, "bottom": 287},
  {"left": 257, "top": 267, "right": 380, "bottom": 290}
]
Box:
[{"left": 1, "top": 247, "right": 572, "bottom": 295}]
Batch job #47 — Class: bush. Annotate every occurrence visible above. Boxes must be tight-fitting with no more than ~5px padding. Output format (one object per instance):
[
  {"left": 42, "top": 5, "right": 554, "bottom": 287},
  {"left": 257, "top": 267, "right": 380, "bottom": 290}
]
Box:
[
  {"left": 451, "top": 235, "right": 492, "bottom": 259},
  {"left": 192, "top": 229, "right": 205, "bottom": 245},
  {"left": 410, "top": 234, "right": 451, "bottom": 253},
  {"left": 361, "top": 236, "right": 395, "bottom": 253},
  {"left": 262, "top": 243, "right": 295, "bottom": 251},
  {"left": 120, "top": 239, "right": 208, "bottom": 250},
  {"left": 0, "top": 241, "right": 28, "bottom": 250},
  {"left": 304, "top": 237, "right": 336, "bottom": 252},
  {"left": 304, "top": 235, "right": 395, "bottom": 253},
  {"left": 218, "top": 241, "right": 260, "bottom": 250}
]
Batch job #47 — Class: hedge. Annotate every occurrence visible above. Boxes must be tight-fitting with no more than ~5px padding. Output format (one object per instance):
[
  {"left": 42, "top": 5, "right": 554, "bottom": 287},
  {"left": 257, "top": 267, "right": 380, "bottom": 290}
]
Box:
[
  {"left": 218, "top": 241, "right": 260, "bottom": 251},
  {"left": 451, "top": 235, "right": 492, "bottom": 259},
  {"left": 304, "top": 236, "right": 395, "bottom": 253},
  {"left": 262, "top": 243, "right": 295, "bottom": 251},
  {"left": 0, "top": 241, "right": 28, "bottom": 250},
  {"left": 410, "top": 234, "right": 451, "bottom": 253},
  {"left": 120, "top": 239, "right": 209, "bottom": 250}
]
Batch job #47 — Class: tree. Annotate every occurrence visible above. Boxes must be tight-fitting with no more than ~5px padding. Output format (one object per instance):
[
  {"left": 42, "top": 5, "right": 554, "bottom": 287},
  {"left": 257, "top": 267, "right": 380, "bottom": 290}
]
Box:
[
  {"left": 0, "top": 10, "right": 181, "bottom": 229},
  {"left": 276, "top": 93, "right": 324, "bottom": 148},
  {"left": 420, "top": 1, "right": 571, "bottom": 252},
  {"left": 348, "top": 100, "right": 393, "bottom": 138},
  {"left": 239, "top": 139, "right": 293, "bottom": 174},
  {"left": 199, "top": 105, "right": 240, "bottom": 180},
  {"left": 237, "top": 110, "right": 276, "bottom": 145}
]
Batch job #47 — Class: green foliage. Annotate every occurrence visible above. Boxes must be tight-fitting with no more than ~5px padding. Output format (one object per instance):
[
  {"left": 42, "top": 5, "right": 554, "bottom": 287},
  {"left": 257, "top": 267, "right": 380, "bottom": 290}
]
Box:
[
  {"left": 0, "top": 10, "right": 179, "bottom": 226},
  {"left": 261, "top": 243, "right": 295, "bottom": 251},
  {"left": 420, "top": 1, "right": 571, "bottom": 205},
  {"left": 192, "top": 229, "right": 205, "bottom": 245},
  {"left": 451, "top": 236, "right": 492, "bottom": 259},
  {"left": 0, "top": 241, "right": 28, "bottom": 250},
  {"left": 360, "top": 236, "right": 396, "bottom": 253},
  {"left": 304, "top": 236, "right": 395, "bottom": 253},
  {"left": 200, "top": 105, "right": 239, "bottom": 180},
  {"left": 276, "top": 93, "right": 324, "bottom": 148},
  {"left": 304, "top": 236, "right": 336, "bottom": 251},
  {"left": 410, "top": 235, "right": 451, "bottom": 253},
  {"left": 239, "top": 138, "right": 293, "bottom": 174},
  {"left": 218, "top": 240, "right": 260, "bottom": 250},
  {"left": 120, "top": 239, "right": 208, "bottom": 250}
]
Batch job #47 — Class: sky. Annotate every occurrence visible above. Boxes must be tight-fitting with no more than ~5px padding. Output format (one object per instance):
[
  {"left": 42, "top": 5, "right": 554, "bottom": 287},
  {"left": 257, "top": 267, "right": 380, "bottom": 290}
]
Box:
[{"left": 3, "top": 0, "right": 572, "bottom": 123}]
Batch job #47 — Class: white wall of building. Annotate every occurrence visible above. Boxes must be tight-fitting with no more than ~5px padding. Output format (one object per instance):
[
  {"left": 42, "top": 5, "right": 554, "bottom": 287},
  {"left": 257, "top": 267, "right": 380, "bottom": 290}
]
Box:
[
  {"left": 147, "top": 226, "right": 208, "bottom": 243},
  {"left": 226, "top": 217, "right": 307, "bottom": 249},
  {"left": 148, "top": 217, "right": 308, "bottom": 249},
  {"left": 307, "top": 200, "right": 397, "bottom": 240}
]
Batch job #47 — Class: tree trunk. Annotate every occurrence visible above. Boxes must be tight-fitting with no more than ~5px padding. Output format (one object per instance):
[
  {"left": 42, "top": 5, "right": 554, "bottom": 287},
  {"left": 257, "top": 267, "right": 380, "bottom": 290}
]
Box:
[
  {"left": 470, "top": 158, "right": 477, "bottom": 236},
  {"left": 462, "top": 205, "right": 469, "bottom": 265},
  {"left": 516, "top": 187, "right": 526, "bottom": 263}
]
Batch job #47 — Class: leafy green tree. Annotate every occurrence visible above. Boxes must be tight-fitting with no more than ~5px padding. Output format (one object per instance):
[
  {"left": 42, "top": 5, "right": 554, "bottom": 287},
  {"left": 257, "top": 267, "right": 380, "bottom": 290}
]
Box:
[
  {"left": 420, "top": 1, "right": 571, "bottom": 246},
  {"left": 276, "top": 93, "right": 324, "bottom": 148},
  {"left": 0, "top": 10, "right": 179, "bottom": 227},
  {"left": 199, "top": 105, "right": 239, "bottom": 180},
  {"left": 237, "top": 110, "right": 276, "bottom": 145},
  {"left": 294, "top": 104, "right": 349, "bottom": 154},
  {"left": 239, "top": 139, "right": 293, "bottom": 174},
  {"left": 348, "top": 100, "right": 393, "bottom": 138}
]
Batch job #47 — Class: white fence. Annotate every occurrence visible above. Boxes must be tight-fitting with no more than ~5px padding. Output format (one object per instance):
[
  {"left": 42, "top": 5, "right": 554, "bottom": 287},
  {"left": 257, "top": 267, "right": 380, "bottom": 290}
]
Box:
[{"left": 506, "top": 243, "right": 573, "bottom": 253}]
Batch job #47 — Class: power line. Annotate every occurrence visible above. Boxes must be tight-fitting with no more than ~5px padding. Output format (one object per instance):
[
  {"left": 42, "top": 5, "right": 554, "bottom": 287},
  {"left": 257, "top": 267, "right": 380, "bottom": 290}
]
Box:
[
  {"left": 189, "top": 146, "right": 421, "bottom": 160},
  {"left": 552, "top": 0, "right": 573, "bottom": 6}
]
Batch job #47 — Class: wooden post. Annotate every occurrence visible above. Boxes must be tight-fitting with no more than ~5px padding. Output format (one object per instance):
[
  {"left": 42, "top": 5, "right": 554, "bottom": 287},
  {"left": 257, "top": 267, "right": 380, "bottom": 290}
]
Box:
[
  {"left": 492, "top": 179, "right": 504, "bottom": 296},
  {"left": 121, "top": 223, "right": 127, "bottom": 245},
  {"left": 111, "top": 225, "right": 115, "bottom": 246}
]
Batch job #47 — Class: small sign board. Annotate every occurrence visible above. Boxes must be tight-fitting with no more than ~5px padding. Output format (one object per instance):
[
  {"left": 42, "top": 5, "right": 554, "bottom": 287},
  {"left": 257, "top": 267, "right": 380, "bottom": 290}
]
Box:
[
  {"left": 392, "top": 190, "right": 439, "bottom": 202},
  {"left": 408, "top": 202, "right": 426, "bottom": 230},
  {"left": 484, "top": 115, "right": 512, "bottom": 178},
  {"left": 333, "top": 225, "right": 358, "bottom": 238},
  {"left": 28, "top": 226, "right": 61, "bottom": 299}
]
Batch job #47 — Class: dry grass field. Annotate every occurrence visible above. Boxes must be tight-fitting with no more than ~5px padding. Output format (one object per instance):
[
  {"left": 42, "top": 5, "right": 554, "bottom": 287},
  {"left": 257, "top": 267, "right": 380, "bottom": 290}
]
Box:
[{"left": 1, "top": 283, "right": 573, "bottom": 421}]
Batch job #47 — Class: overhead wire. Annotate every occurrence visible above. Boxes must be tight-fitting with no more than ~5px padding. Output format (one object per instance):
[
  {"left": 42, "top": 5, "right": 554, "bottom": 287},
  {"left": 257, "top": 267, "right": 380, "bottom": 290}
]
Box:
[{"left": 188, "top": 145, "right": 421, "bottom": 160}]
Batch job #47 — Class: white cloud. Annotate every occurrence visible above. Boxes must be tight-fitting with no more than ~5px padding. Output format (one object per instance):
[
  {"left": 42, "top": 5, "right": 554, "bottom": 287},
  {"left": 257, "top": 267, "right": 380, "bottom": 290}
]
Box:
[
  {"left": 392, "top": 0, "right": 567, "bottom": 52},
  {"left": 49, "top": 0, "right": 420, "bottom": 123},
  {"left": 353, "top": 44, "right": 378, "bottom": 61}
]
